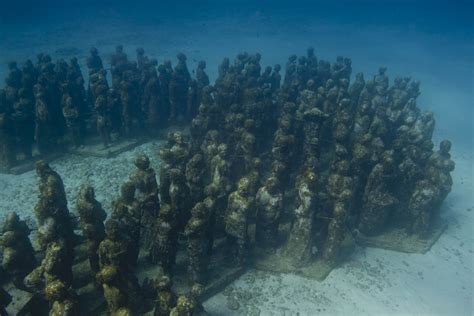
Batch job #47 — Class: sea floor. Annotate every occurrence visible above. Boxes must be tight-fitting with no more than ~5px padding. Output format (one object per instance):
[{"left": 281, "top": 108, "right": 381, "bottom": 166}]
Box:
[{"left": 0, "top": 3, "right": 473, "bottom": 315}]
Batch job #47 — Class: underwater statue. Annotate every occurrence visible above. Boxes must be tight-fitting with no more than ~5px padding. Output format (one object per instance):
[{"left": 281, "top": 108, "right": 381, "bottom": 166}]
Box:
[
  {"left": 185, "top": 201, "right": 211, "bottom": 284},
  {"left": 76, "top": 184, "right": 107, "bottom": 275},
  {"left": 255, "top": 176, "right": 283, "bottom": 248},
  {"left": 153, "top": 275, "right": 176, "bottom": 316},
  {"left": 283, "top": 170, "right": 317, "bottom": 265},
  {"left": 0, "top": 47, "right": 458, "bottom": 315},
  {"left": 97, "top": 219, "right": 142, "bottom": 315},
  {"left": 149, "top": 203, "right": 179, "bottom": 275},
  {"left": 111, "top": 181, "right": 141, "bottom": 267},
  {"left": 129, "top": 154, "right": 160, "bottom": 249},
  {"left": 225, "top": 177, "right": 254, "bottom": 267},
  {"left": 0, "top": 212, "right": 36, "bottom": 288}
]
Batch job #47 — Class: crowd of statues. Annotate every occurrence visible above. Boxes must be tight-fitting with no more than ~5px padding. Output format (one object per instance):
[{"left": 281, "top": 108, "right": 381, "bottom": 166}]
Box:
[
  {"left": 1, "top": 160, "right": 207, "bottom": 315},
  {"left": 0, "top": 47, "right": 455, "bottom": 315},
  {"left": 0, "top": 46, "right": 209, "bottom": 169}
]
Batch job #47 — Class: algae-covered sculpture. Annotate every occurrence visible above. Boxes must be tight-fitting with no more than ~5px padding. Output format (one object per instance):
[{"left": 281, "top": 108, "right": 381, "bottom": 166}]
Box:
[
  {"left": 185, "top": 202, "right": 211, "bottom": 284},
  {"left": 0, "top": 212, "right": 36, "bottom": 288},
  {"left": 97, "top": 219, "right": 142, "bottom": 315},
  {"left": 225, "top": 177, "right": 254, "bottom": 267},
  {"left": 0, "top": 47, "right": 456, "bottom": 314},
  {"left": 76, "top": 184, "right": 107, "bottom": 275},
  {"left": 129, "top": 154, "right": 160, "bottom": 249},
  {"left": 255, "top": 177, "right": 283, "bottom": 249},
  {"left": 153, "top": 274, "right": 176, "bottom": 316},
  {"left": 111, "top": 181, "right": 141, "bottom": 267},
  {"left": 283, "top": 170, "right": 318, "bottom": 265}
]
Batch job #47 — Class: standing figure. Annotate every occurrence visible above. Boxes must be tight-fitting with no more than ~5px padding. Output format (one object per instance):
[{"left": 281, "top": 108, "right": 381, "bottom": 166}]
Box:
[
  {"left": 86, "top": 47, "right": 103, "bottom": 72},
  {"left": 94, "top": 95, "right": 111, "bottom": 148},
  {"left": 186, "top": 79, "right": 199, "bottom": 120},
  {"left": 148, "top": 204, "right": 179, "bottom": 275},
  {"left": 13, "top": 88, "right": 35, "bottom": 159},
  {"left": 111, "top": 182, "right": 141, "bottom": 267},
  {"left": 45, "top": 279, "right": 79, "bottom": 316},
  {"left": 76, "top": 185, "right": 107, "bottom": 275},
  {"left": 283, "top": 170, "right": 317, "bottom": 266},
  {"left": 143, "top": 75, "right": 161, "bottom": 133},
  {"left": 157, "top": 63, "right": 171, "bottom": 122},
  {"left": 196, "top": 60, "right": 210, "bottom": 93},
  {"left": 255, "top": 177, "right": 283, "bottom": 248},
  {"left": 129, "top": 154, "right": 160, "bottom": 249},
  {"left": 206, "top": 143, "right": 232, "bottom": 233},
  {"left": 34, "top": 160, "right": 76, "bottom": 251},
  {"left": 270, "top": 64, "right": 282, "bottom": 92},
  {"left": 195, "top": 60, "right": 210, "bottom": 110},
  {"left": 62, "top": 95, "right": 83, "bottom": 148},
  {"left": 225, "top": 177, "right": 254, "bottom": 266},
  {"left": 408, "top": 140, "right": 455, "bottom": 237},
  {"left": 24, "top": 218, "right": 76, "bottom": 299},
  {"left": 0, "top": 212, "right": 36, "bottom": 288},
  {"left": 0, "top": 112, "right": 16, "bottom": 169},
  {"left": 153, "top": 275, "right": 176, "bottom": 316},
  {"left": 169, "top": 167, "right": 191, "bottom": 230},
  {"left": 358, "top": 151, "right": 398, "bottom": 235},
  {"left": 323, "top": 190, "right": 352, "bottom": 265},
  {"left": 169, "top": 53, "right": 191, "bottom": 122},
  {"left": 119, "top": 78, "right": 134, "bottom": 137},
  {"left": 67, "top": 57, "right": 87, "bottom": 119},
  {"left": 97, "top": 220, "right": 136, "bottom": 315},
  {"left": 0, "top": 286, "right": 12, "bottom": 316},
  {"left": 159, "top": 147, "right": 173, "bottom": 205},
  {"left": 34, "top": 84, "right": 54, "bottom": 155},
  {"left": 185, "top": 153, "right": 206, "bottom": 206},
  {"left": 322, "top": 159, "right": 354, "bottom": 264},
  {"left": 185, "top": 202, "right": 210, "bottom": 284}
]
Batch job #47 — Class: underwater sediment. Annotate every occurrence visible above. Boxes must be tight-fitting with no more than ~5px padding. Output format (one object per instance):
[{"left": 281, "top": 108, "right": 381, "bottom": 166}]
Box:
[{"left": 0, "top": 46, "right": 455, "bottom": 315}]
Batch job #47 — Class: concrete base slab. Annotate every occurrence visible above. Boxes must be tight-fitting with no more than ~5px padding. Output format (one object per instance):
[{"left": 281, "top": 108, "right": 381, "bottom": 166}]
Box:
[{"left": 355, "top": 220, "right": 447, "bottom": 254}]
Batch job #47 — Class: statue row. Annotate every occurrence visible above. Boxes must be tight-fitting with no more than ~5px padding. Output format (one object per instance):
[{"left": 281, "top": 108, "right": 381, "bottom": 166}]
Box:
[{"left": 0, "top": 46, "right": 210, "bottom": 169}]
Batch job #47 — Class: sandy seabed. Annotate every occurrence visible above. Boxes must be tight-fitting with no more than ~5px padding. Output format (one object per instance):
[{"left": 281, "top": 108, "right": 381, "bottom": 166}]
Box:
[{"left": 0, "top": 5, "right": 473, "bottom": 315}]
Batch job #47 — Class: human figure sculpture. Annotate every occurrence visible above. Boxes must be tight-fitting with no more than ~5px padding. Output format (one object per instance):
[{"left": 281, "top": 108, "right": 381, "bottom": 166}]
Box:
[
  {"left": 76, "top": 185, "right": 107, "bottom": 275},
  {"left": 148, "top": 203, "right": 179, "bottom": 275},
  {"left": 153, "top": 275, "right": 176, "bottom": 316},
  {"left": 0, "top": 212, "right": 36, "bottom": 288},
  {"left": 111, "top": 181, "right": 141, "bottom": 267},
  {"left": 255, "top": 177, "right": 283, "bottom": 248},
  {"left": 129, "top": 154, "right": 159, "bottom": 249},
  {"left": 283, "top": 170, "right": 317, "bottom": 265},
  {"left": 225, "top": 177, "right": 254, "bottom": 266},
  {"left": 0, "top": 112, "right": 16, "bottom": 169},
  {"left": 185, "top": 202, "right": 210, "bottom": 284},
  {"left": 358, "top": 151, "right": 398, "bottom": 235}
]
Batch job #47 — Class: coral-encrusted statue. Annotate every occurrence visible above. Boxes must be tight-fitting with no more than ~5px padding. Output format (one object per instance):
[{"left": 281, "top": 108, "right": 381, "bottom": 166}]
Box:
[
  {"left": 0, "top": 212, "right": 36, "bottom": 288},
  {"left": 225, "top": 177, "right": 254, "bottom": 267},
  {"left": 129, "top": 154, "right": 159, "bottom": 249},
  {"left": 255, "top": 177, "right": 283, "bottom": 248}
]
